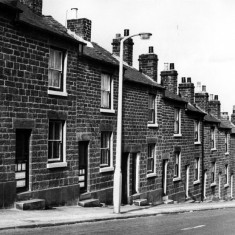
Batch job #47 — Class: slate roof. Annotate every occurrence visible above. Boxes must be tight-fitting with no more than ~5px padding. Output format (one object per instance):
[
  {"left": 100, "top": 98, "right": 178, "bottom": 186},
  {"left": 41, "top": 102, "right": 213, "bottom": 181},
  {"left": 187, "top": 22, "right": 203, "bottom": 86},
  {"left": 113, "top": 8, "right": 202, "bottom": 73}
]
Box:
[
  {"left": 204, "top": 113, "right": 221, "bottom": 123},
  {"left": 0, "top": 0, "right": 21, "bottom": 11},
  {"left": 83, "top": 43, "right": 119, "bottom": 66},
  {"left": 124, "top": 66, "right": 164, "bottom": 88},
  {"left": 219, "top": 119, "right": 234, "bottom": 130},
  {"left": 0, "top": 0, "right": 85, "bottom": 45},
  {"left": 164, "top": 90, "right": 187, "bottom": 103},
  {"left": 186, "top": 103, "right": 206, "bottom": 115}
]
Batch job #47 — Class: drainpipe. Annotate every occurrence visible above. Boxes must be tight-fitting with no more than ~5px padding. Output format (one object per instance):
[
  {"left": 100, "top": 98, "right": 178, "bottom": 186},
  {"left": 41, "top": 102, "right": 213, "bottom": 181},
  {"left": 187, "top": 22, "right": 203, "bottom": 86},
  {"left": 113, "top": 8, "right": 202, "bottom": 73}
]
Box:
[{"left": 201, "top": 119, "right": 205, "bottom": 201}]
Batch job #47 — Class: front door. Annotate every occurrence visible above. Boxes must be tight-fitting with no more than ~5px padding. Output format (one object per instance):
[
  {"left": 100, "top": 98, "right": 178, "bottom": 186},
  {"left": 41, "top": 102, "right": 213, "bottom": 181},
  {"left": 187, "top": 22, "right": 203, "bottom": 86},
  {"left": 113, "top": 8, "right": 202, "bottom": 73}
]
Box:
[
  {"left": 131, "top": 153, "right": 138, "bottom": 195},
  {"left": 185, "top": 165, "right": 190, "bottom": 198},
  {"left": 162, "top": 160, "right": 168, "bottom": 196},
  {"left": 121, "top": 153, "right": 129, "bottom": 204},
  {"left": 15, "top": 129, "right": 31, "bottom": 193},
  {"left": 79, "top": 141, "right": 88, "bottom": 194}
]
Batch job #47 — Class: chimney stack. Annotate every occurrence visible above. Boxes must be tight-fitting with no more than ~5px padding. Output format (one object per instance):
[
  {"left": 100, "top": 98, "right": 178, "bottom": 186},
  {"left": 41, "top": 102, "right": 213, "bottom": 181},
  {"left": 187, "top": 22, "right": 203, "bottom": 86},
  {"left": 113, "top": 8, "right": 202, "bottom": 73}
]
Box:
[
  {"left": 19, "top": 0, "right": 43, "bottom": 15},
  {"left": 231, "top": 106, "right": 235, "bottom": 125},
  {"left": 178, "top": 77, "right": 195, "bottom": 104},
  {"left": 160, "top": 63, "right": 178, "bottom": 94},
  {"left": 208, "top": 94, "right": 221, "bottom": 119},
  {"left": 221, "top": 112, "right": 229, "bottom": 121},
  {"left": 138, "top": 46, "right": 158, "bottom": 82},
  {"left": 67, "top": 18, "right": 92, "bottom": 42},
  {"left": 112, "top": 29, "right": 134, "bottom": 66},
  {"left": 195, "top": 84, "right": 209, "bottom": 113}
]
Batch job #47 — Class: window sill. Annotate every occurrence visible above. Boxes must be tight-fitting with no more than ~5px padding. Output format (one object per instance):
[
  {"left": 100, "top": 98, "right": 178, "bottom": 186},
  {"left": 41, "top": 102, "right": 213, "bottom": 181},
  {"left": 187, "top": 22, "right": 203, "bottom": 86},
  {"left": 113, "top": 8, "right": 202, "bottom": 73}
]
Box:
[
  {"left": 99, "top": 166, "right": 114, "bottom": 173},
  {"left": 210, "top": 182, "right": 216, "bottom": 187},
  {"left": 47, "top": 162, "right": 67, "bottom": 169},
  {"left": 100, "top": 108, "right": 115, "bottom": 114},
  {"left": 147, "top": 172, "right": 157, "bottom": 178},
  {"left": 173, "top": 177, "right": 181, "bottom": 182},
  {"left": 194, "top": 142, "right": 201, "bottom": 145},
  {"left": 210, "top": 148, "right": 217, "bottom": 152},
  {"left": 48, "top": 90, "right": 68, "bottom": 97},
  {"left": 173, "top": 134, "right": 182, "bottom": 138},
  {"left": 193, "top": 180, "right": 200, "bottom": 185},
  {"left": 225, "top": 152, "right": 229, "bottom": 156},
  {"left": 147, "top": 123, "right": 159, "bottom": 128},
  {"left": 224, "top": 184, "right": 229, "bottom": 188}
]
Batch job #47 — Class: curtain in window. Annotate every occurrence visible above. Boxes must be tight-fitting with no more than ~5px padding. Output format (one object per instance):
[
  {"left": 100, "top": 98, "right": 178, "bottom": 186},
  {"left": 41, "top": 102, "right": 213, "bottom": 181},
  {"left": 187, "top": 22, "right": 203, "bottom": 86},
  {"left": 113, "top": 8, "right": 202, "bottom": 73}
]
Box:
[
  {"left": 101, "top": 132, "right": 110, "bottom": 166},
  {"left": 174, "top": 109, "right": 179, "bottom": 134},
  {"left": 101, "top": 74, "right": 111, "bottom": 108},
  {"left": 48, "top": 121, "right": 62, "bottom": 161},
  {"left": 147, "top": 145, "right": 154, "bottom": 173},
  {"left": 148, "top": 95, "right": 155, "bottom": 123},
  {"left": 49, "top": 49, "right": 62, "bottom": 89}
]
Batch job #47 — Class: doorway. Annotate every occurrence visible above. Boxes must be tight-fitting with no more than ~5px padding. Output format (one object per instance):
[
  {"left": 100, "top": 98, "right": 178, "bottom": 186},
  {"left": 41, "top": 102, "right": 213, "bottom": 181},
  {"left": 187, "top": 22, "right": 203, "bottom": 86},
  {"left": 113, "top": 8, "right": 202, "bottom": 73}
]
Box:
[
  {"left": 131, "top": 153, "right": 139, "bottom": 195},
  {"left": 121, "top": 153, "right": 129, "bottom": 204},
  {"left": 162, "top": 160, "right": 168, "bottom": 196},
  {"left": 15, "top": 129, "right": 31, "bottom": 193},
  {"left": 79, "top": 141, "right": 89, "bottom": 194},
  {"left": 185, "top": 165, "right": 190, "bottom": 198}
]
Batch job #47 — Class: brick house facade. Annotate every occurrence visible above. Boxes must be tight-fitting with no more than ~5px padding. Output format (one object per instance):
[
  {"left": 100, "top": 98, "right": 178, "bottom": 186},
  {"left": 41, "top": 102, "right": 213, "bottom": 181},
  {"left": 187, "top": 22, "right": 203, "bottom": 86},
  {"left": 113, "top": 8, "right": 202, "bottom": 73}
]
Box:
[{"left": 0, "top": 0, "right": 86, "bottom": 208}]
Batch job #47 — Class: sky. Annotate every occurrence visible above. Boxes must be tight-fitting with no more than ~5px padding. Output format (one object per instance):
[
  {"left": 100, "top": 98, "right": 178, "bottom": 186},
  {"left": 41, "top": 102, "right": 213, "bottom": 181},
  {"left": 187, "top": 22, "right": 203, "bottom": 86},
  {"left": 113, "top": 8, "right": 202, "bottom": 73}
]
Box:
[{"left": 43, "top": 0, "right": 235, "bottom": 115}]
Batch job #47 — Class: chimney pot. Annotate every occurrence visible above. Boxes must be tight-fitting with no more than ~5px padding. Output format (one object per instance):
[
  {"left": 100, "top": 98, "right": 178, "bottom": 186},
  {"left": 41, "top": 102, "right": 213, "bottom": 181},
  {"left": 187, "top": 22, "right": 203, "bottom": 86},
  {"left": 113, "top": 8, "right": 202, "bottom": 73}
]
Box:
[
  {"left": 182, "top": 77, "right": 186, "bottom": 83},
  {"left": 116, "top": 33, "right": 121, "bottom": 39},
  {"left": 187, "top": 77, "right": 191, "bottom": 83},
  {"left": 210, "top": 94, "right": 214, "bottom": 100},
  {"left": 149, "top": 46, "right": 154, "bottom": 53},
  {"left": 124, "top": 29, "right": 129, "bottom": 36},
  {"left": 214, "top": 95, "right": 218, "bottom": 101},
  {"left": 202, "top": 85, "right": 206, "bottom": 92},
  {"left": 170, "top": 63, "right": 174, "bottom": 70}
]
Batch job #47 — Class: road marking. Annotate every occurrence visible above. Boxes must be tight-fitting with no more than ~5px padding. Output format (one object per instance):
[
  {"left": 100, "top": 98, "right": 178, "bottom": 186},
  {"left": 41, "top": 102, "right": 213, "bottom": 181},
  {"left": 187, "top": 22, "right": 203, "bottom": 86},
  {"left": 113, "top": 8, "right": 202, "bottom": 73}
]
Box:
[{"left": 181, "top": 225, "right": 205, "bottom": 231}]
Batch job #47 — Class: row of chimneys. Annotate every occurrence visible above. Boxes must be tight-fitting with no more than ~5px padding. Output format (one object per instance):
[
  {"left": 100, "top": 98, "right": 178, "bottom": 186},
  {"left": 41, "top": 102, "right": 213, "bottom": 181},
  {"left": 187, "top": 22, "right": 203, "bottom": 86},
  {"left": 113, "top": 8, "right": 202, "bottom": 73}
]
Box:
[{"left": 21, "top": 0, "right": 234, "bottom": 123}]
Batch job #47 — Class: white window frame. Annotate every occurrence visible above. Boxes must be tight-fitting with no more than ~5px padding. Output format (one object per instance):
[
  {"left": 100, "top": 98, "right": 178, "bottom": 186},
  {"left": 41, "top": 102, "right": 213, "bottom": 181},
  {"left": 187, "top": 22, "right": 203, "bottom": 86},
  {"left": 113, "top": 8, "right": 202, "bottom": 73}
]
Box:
[
  {"left": 147, "top": 144, "right": 156, "bottom": 178},
  {"left": 194, "top": 120, "right": 201, "bottom": 144},
  {"left": 211, "top": 127, "right": 216, "bottom": 150},
  {"left": 174, "top": 108, "right": 182, "bottom": 137},
  {"left": 47, "top": 120, "right": 67, "bottom": 169},
  {"left": 148, "top": 94, "right": 158, "bottom": 128},
  {"left": 100, "top": 73, "right": 115, "bottom": 114},
  {"left": 210, "top": 162, "right": 216, "bottom": 187},
  {"left": 225, "top": 132, "right": 229, "bottom": 155},
  {"left": 224, "top": 164, "right": 229, "bottom": 188},
  {"left": 194, "top": 157, "right": 200, "bottom": 184},
  {"left": 48, "top": 48, "right": 68, "bottom": 97},
  {"left": 100, "top": 132, "right": 114, "bottom": 173},
  {"left": 173, "top": 152, "right": 181, "bottom": 181}
]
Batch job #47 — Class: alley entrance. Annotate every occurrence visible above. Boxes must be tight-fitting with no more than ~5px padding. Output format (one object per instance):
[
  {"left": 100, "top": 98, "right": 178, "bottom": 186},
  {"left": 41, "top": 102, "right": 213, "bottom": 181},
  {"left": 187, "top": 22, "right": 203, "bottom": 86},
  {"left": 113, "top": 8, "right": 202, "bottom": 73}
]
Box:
[
  {"left": 15, "top": 129, "right": 31, "bottom": 193},
  {"left": 79, "top": 141, "right": 89, "bottom": 194}
]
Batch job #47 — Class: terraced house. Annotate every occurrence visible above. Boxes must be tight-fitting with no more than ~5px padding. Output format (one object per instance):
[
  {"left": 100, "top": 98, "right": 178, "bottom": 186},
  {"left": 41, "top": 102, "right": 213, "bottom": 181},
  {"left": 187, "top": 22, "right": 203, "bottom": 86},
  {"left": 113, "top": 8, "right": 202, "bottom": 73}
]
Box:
[{"left": 0, "top": 0, "right": 234, "bottom": 209}]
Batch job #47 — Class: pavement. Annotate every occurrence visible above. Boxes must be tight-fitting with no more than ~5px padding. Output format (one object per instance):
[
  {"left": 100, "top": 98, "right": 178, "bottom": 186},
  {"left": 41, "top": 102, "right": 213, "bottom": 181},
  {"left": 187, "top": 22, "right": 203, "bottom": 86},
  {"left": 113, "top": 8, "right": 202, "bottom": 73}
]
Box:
[{"left": 1, "top": 200, "right": 235, "bottom": 231}]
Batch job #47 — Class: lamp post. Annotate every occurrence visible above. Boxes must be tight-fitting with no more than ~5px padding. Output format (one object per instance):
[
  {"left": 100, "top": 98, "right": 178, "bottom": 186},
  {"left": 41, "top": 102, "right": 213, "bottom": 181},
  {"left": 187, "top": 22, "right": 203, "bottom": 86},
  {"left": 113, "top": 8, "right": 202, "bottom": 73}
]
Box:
[{"left": 113, "top": 31, "right": 152, "bottom": 214}]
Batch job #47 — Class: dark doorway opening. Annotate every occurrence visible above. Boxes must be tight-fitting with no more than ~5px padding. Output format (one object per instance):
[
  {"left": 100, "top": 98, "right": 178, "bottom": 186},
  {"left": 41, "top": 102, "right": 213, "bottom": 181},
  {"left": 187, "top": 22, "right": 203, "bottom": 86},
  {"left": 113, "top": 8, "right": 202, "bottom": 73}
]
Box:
[
  {"left": 15, "top": 129, "right": 31, "bottom": 193},
  {"left": 79, "top": 141, "right": 89, "bottom": 194}
]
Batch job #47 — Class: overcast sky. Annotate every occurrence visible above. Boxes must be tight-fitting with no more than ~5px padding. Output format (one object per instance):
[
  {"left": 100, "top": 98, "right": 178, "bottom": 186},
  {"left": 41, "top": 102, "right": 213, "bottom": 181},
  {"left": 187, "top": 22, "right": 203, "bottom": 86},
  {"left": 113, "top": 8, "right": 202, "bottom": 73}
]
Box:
[{"left": 43, "top": 0, "right": 235, "bottom": 115}]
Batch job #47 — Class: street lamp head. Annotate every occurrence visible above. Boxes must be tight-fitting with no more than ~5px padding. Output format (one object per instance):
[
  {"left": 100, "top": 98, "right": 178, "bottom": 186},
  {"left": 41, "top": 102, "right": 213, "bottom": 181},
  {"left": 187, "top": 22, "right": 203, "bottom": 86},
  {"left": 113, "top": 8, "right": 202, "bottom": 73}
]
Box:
[{"left": 139, "top": 33, "right": 152, "bottom": 40}]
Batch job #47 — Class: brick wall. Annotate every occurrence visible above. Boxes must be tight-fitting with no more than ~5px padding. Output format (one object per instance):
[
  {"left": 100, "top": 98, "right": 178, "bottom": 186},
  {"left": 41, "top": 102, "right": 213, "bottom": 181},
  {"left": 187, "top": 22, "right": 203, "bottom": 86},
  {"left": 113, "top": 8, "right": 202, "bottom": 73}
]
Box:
[{"left": 0, "top": 8, "right": 80, "bottom": 207}]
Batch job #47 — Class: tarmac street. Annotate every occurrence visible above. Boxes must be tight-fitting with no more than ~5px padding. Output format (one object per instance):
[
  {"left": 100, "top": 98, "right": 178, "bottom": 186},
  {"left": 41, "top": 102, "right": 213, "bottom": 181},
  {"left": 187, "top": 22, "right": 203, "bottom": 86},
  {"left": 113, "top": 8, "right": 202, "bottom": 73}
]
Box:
[
  {"left": 1, "top": 208, "right": 235, "bottom": 235},
  {"left": 1, "top": 200, "right": 235, "bottom": 233}
]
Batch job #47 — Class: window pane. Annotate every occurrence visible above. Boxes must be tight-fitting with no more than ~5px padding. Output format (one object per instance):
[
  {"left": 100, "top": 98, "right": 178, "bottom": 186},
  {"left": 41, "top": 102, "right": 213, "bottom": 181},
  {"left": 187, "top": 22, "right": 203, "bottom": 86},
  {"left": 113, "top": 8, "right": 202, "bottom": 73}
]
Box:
[
  {"left": 49, "top": 122, "right": 54, "bottom": 140},
  {"left": 101, "top": 91, "right": 110, "bottom": 108},
  {"left": 102, "top": 74, "right": 110, "bottom": 91},
  {"left": 54, "top": 122, "right": 61, "bottom": 140},
  {"left": 53, "top": 141, "right": 61, "bottom": 159},
  {"left": 54, "top": 50, "right": 62, "bottom": 70},
  {"left": 48, "top": 142, "right": 53, "bottom": 159},
  {"left": 49, "top": 49, "right": 55, "bottom": 68}
]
